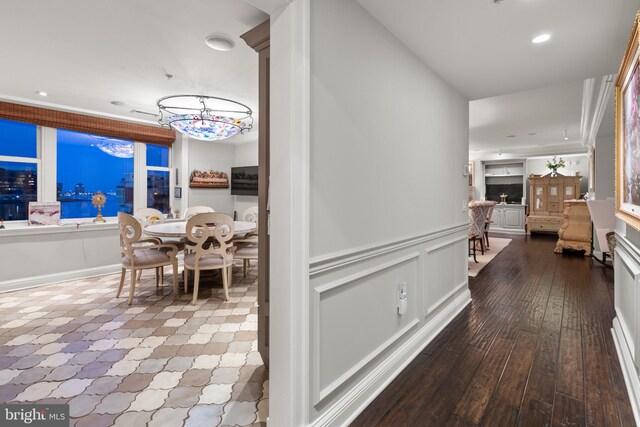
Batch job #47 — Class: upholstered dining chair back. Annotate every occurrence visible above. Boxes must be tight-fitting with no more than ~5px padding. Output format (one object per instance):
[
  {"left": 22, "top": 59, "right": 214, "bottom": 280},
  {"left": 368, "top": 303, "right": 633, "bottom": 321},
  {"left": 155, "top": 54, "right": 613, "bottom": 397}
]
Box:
[
  {"left": 183, "top": 212, "right": 235, "bottom": 304},
  {"left": 241, "top": 206, "right": 259, "bottom": 223},
  {"left": 468, "top": 200, "right": 496, "bottom": 236},
  {"left": 135, "top": 208, "right": 165, "bottom": 228},
  {"left": 184, "top": 206, "right": 215, "bottom": 220},
  {"left": 119, "top": 211, "right": 144, "bottom": 260},
  {"left": 117, "top": 212, "right": 178, "bottom": 304},
  {"left": 185, "top": 213, "right": 235, "bottom": 263}
]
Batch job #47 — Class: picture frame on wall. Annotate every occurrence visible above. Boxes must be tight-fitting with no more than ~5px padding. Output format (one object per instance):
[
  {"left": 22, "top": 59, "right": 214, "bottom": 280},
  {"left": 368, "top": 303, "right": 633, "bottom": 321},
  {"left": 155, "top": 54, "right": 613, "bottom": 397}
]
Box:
[
  {"left": 616, "top": 12, "right": 640, "bottom": 230},
  {"left": 189, "top": 170, "right": 229, "bottom": 188},
  {"left": 28, "top": 202, "right": 61, "bottom": 226}
]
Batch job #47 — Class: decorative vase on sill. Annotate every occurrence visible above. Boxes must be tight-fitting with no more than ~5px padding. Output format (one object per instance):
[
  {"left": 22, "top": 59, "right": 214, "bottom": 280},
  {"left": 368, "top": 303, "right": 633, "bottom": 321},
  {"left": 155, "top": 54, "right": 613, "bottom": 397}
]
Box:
[{"left": 546, "top": 156, "right": 566, "bottom": 177}]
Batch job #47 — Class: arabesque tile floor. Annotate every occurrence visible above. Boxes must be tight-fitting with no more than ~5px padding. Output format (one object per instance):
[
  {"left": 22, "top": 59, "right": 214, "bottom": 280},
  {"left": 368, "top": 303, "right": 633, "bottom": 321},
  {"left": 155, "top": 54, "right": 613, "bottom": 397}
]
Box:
[{"left": 0, "top": 262, "right": 267, "bottom": 426}]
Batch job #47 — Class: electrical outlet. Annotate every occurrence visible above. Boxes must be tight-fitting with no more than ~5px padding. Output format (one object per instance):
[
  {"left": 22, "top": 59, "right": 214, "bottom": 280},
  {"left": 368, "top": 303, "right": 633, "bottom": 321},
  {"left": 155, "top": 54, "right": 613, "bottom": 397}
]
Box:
[
  {"left": 398, "top": 282, "right": 406, "bottom": 297},
  {"left": 462, "top": 200, "right": 468, "bottom": 212},
  {"left": 397, "top": 282, "right": 407, "bottom": 315}
]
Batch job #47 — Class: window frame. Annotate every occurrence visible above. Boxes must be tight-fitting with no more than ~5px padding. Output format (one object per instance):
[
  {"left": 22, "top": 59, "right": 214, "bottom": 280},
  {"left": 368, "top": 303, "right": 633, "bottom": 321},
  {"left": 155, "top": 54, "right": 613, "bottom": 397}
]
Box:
[
  {"left": 0, "top": 122, "right": 174, "bottom": 222},
  {"left": 135, "top": 142, "right": 173, "bottom": 217},
  {"left": 0, "top": 122, "right": 42, "bottom": 223}
]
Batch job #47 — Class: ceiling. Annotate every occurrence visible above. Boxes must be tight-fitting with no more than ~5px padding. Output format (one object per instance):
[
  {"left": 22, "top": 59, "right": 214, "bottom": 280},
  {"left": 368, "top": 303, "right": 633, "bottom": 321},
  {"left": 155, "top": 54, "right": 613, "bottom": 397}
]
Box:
[
  {"left": 358, "top": 0, "right": 639, "bottom": 158},
  {"left": 0, "top": 0, "right": 637, "bottom": 154},
  {"left": 0, "top": 0, "right": 268, "bottom": 143}
]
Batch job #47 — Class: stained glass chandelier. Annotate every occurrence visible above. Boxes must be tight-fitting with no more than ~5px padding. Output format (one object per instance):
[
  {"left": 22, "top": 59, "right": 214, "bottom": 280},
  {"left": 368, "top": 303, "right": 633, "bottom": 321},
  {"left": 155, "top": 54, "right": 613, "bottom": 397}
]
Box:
[{"left": 157, "top": 95, "right": 253, "bottom": 141}]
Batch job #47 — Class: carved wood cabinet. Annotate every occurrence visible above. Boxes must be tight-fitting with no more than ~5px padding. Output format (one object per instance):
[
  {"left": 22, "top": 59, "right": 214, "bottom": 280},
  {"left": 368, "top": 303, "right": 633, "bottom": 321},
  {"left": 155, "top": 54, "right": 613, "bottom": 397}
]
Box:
[
  {"left": 554, "top": 200, "right": 592, "bottom": 255},
  {"left": 527, "top": 172, "right": 581, "bottom": 234}
]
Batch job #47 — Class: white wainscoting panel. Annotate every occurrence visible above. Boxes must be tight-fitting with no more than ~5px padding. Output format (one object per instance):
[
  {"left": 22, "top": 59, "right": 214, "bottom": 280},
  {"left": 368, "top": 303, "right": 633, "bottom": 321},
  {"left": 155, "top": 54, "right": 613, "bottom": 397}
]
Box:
[
  {"left": 613, "top": 235, "right": 640, "bottom": 425},
  {"left": 308, "top": 225, "right": 471, "bottom": 425},
  {"left": 423, "top": 236, "right": 468, "bottom": 317},
  {"left": 615, "top": 244, "right": 640, "bottom": 364},
  {"left": 313, "top": 252, "right": 421, "bottom": 404}
]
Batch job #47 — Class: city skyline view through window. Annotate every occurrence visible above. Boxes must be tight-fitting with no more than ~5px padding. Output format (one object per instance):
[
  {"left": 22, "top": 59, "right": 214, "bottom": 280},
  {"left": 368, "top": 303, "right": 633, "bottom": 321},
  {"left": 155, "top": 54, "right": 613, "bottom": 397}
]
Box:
[
  {"left": 57, "top": 130, "right": 134, "bottom": 218},
  {"left": 0, "top": 118, "right": 171, "bottom": 221},
  {"left": 0, "top": 119, "right": 37, "bottom": 221}
]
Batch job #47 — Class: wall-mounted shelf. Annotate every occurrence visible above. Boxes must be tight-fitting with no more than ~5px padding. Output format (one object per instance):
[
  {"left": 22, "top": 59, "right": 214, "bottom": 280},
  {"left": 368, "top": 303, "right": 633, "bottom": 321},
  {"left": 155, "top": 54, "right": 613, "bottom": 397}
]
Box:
[{"left": 482, "top": 160, "right": 526, "bottom": 205}]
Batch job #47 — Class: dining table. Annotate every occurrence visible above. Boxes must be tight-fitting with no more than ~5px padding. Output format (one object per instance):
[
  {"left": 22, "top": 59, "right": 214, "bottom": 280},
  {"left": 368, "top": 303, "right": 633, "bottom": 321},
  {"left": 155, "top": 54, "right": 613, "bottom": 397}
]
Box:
[{"left": 144, "top": 220, "right": 257, "bottom": 239}]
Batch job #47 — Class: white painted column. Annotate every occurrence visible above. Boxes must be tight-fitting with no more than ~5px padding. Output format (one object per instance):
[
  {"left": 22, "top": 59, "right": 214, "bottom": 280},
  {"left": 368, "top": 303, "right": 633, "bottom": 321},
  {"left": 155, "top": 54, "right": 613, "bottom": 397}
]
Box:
[
  {"left": 270, "top": 0, "right": 311, "bottom": 425},
  {"left": 133, "top": 142, "right": 147, "bottom": 212},
  {"left": 39, "top": 126, "right": 57, "bottom": 202}
]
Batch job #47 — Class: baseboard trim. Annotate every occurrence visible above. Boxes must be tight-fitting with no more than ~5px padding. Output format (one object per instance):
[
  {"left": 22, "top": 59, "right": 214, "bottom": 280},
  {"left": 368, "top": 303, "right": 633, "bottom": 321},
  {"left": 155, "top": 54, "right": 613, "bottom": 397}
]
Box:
[
  {"left": 0, "top": 264, "right": 123, "bottom": 293},
  {"left": 310, "top": 287, "right": 472, "bottom": 427},
  {"left": 612, "top": 317, "right": 640, "bottom": 425}
]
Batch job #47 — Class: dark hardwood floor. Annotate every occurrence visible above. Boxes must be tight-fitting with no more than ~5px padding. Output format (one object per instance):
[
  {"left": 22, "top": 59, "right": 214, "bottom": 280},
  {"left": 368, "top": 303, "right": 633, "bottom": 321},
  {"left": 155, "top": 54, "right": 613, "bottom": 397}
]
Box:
[{"left": 351, "top": 234, "right": 635, "bottom": 426}]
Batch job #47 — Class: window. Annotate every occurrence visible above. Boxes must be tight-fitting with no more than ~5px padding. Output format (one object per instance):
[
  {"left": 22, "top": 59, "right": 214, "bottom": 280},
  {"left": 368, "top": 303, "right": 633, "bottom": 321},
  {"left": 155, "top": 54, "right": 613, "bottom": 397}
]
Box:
[
  {"left": 0, "top": 119, "right": 38, "bottom": 221},
  {"left": 57, "top": 130, "right": 133, "bottom": 218},
  {"left": 146, "top": 144, "right": 170, "bottom": 213}
]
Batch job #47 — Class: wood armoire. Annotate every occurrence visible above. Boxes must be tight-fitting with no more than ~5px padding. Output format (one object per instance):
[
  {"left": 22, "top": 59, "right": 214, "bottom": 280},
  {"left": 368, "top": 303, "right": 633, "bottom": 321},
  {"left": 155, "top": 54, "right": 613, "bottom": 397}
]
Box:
[{"left": 527, "top": 172, "right": 582, "bottom": 234}]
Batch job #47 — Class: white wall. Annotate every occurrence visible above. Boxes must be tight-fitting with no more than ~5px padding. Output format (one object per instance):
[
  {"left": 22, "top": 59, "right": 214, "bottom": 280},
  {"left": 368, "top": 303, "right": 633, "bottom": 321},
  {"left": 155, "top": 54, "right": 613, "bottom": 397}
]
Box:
[
  {"left": 186, "top": 139, "right": 235, "bottom": 216},
  {"left": 233, "top": 140, "right": 259, "bottom": 217},
  {"left": 595, "top": 135, "right": 615, "bottom": 200},
  {"left": 612, "top": 221, "right": 640, "bottom": 425},
  {"left": 305, "top": 0, "right": 470, "bottom": 425},
  {"left": 0, "top": 225, "right": 121, "bottom": 291}
]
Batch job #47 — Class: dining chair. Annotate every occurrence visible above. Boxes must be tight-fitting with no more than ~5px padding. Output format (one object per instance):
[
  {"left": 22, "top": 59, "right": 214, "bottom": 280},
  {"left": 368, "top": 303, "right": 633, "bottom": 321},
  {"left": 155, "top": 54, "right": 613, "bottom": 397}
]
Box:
[
  {"left": 134, "top": 208, "right": 184, "bottom": 282},
  {"left": 117, "top": 212, "right": 179, "bottom": 305},
  {"left": 484, "top": 203, "right": 496, "bottom": 249},
  {"left": 135, "top": 207, "right": 165, "bottom": 227},
  {"left": 241, "top": 206, "right": 258, "bottom": 223},
  {"left": 468, "top": 200, "right": 496, "bottom": 255},
  {"left": 184, "top": 206, "right": 215, "bottom": 220},
  {"left": 233, "top": 244, "right": 258, "bottom": 277},
  {"left": 234, "top": 206, "right": 259, "bottom": 246},
  {"left": 183, "top": 212, "right": 235, "bottom": 305}
]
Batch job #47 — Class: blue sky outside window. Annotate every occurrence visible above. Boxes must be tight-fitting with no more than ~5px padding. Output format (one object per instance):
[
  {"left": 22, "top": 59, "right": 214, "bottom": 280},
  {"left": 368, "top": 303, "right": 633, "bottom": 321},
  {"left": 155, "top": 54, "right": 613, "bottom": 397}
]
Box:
[
  {"left": 57, "top": 129, "right": 133, "bottom": 218},
  {"left": 0, "top": 119, "right": 37, "bottom": 158},
  {"left": 147, "top": 144, "right": 169, "bottom": 167}
]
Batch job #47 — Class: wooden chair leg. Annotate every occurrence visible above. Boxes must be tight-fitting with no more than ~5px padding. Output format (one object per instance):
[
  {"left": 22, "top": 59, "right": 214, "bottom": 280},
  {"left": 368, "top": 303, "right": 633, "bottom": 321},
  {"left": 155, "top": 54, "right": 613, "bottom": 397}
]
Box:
[
  {"left": 184, "top": 267, "right": 189, "bottom": 294},
  {"left": 172, "top": 261, "right": 178, "bottom": 295},
  {"left": 480, "top": 238, "right": 485, "bottom": 255},
  {"left": 117, "top": 268, "right": 126, "bottom": 297},
  {"left": 243, "top": 259, "right": 248, "bottom": 277},
  {"left": 160, "top": 266, "right": 164, "bottom": 284},
  {"left": 228, "top": 265, "right": 233, "bottom": 289},
  {"left": 221, "top": 266, "right": 230, "bottom": 301},
  {"left": 137, "top": 270, "right": 142, "bottom": 281},
  {"left": 485, "top": 232, "right": 490, "bottom": 248},
  {"left": 128, "top": 269, "right": 137, "bottom": 305},
  {"left": 192, "top": 269, "right": 200, "bottom": 305},
  {"left": 155, "top": 267, "right": 160, "bottom": 288}
]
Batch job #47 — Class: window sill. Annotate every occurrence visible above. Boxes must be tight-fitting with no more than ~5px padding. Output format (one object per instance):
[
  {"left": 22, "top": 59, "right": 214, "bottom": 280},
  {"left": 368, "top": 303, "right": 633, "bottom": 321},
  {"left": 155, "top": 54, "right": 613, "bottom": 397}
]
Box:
[{"left": 0, "top": 218, "right": 119, "bottom": 237}]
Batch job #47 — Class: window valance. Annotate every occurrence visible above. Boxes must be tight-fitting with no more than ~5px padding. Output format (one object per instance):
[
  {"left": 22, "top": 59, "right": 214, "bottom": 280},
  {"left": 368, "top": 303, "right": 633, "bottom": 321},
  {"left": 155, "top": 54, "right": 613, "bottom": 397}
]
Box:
[{"left": 0, "top": 101, "right": 175, "bottom": 146}]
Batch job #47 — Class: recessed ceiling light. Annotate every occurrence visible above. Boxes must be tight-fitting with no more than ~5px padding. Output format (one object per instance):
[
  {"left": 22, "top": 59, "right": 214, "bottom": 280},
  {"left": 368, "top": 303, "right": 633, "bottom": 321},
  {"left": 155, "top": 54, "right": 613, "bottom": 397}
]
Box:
[
  {"left": 205, "top": 35, "right": 235, "bottom": 52},
  {"left": 35, "top": 91, "right": 48, "bottom": 97},
  {"left": 110, "top": 101, "right": 128, "bottom": 107},
  {"left": 528, "top": 132, "right": 537, "bottom": 136},
  {"left": 532, "top": 33, "right": 551, "bottom": 44},
  {"left": 506, "top": 134, "right": 516, "bottom": 138}
]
